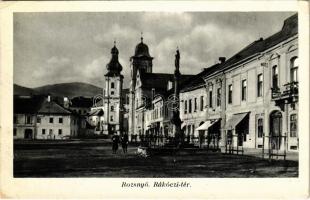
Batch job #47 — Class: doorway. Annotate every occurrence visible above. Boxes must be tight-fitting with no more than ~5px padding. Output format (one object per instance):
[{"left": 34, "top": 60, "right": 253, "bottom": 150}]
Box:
[
  {"left": 24, "top": 129, "right": 33, "bottom": 139},
  {"left": 270, "top": 110, "right": 282, "bottom": 150}
]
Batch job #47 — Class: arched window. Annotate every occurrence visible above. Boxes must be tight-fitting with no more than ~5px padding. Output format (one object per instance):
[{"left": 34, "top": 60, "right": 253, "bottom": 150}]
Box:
[
  {"left": 272, "top": 65, "right": 279, "bottom": 88},
  {"left": 290, "top": 57, "right": 298, "bottom": 82}
]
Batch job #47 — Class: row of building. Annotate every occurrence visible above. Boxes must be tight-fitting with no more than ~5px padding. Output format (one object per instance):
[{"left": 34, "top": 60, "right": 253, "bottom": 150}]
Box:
[
  {"left": 14, "top": 14, "right": 299, "bottom": 154},
  {"left": 128, "top": 13, "right": 299, "bottom": 152}
]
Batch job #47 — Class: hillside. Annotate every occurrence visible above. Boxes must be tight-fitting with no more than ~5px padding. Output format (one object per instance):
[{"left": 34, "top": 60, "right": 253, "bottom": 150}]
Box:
[
  {"left": 33, "top": 82, "right": 102, "bottom": 98},
  {"left": 14, "top": 84, "right": 36, "bottom": 96}
]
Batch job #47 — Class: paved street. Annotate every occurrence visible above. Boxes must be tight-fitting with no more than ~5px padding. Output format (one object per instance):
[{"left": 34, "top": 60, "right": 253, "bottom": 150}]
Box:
[{"left": 14, "top": 140, "right": 298, "bottom": 178}]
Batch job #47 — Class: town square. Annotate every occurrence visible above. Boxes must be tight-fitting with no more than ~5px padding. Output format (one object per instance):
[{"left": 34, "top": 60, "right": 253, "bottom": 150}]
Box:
[{"left": 13, "top": 12, "right": 299, "bottom": 177}]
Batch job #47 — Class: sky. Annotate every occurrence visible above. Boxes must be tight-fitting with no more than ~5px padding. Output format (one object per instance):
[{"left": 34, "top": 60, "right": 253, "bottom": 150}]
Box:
[{"left": 14, "top": 12, "right": 295, "bottom": 88}]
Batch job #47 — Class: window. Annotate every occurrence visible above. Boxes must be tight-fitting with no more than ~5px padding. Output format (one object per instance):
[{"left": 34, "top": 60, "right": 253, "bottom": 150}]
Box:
[
  {"left": 42, "top": 129, "right": 46, "bottom": 135},
  {"left": 257, "top": 118, "right": 263, "bottom": 138},
  {"left": 184, "top": 100, "right": 187, "bottom": 114},
  {"left": 189, "top": 99, "right": 192, "bottom": 113},
  {"left": 272, "top": 65, "right": 279, "bottom": 88},
  {"left": 14, "top": 116, "right": 17, "bottom": 124},
  {"left": 13, "top": 128, "right": 17, "bottom": 136},
  {"left": 37, "top": 117, "right": 41, "bottom": 124},
  {"left": 200, "top": 96, "right": 204, "bottom": 111},
  {"left": 257, "top": 74, "right": 263, "bottom": 97},
  {"left": 217, "top": 88, "right": 221, "bottom": 107},
  {"left": 192, "top": 125, "right": 195, "bottom": 136},
  {"left": 111, "top": 91, "right": 115, "bottom": 95},
  {"left": 111, "top": 82, "right": 115, "bottom": 88},
  {"left": 59, "top": 117, "right": 63, "bottom": 124},
  {"left": 49, "top": 117, "right": 53, "bottom": 123},
  {"left": 110, "top": 115, "right": 114, "bottom": 122},
  {"left": 26, "top": 116, "right": 31, "bottom": 124},
  {"left": 291, "top": 57, "right": 298, "bottom": 82},
  {"left": 58, "top": 129, "right": 62, "bottom": 135},
  {"left": 290, "top": 114, "right": 297, "bottom": 137},
  {"left": 194, "top": 98, "right": 197, "bottom": 111},
  {"left": 111, "top": 106, "right": 114, "bottom": 112},
  {"left": 209, "top": 87, "right": 213, "bottom": 108},
  {"left": 49, "top": 129, "right": 53, "bottom": 135},
  {"left": 241, "top": 79, "right": 247, "bottom": 101},
  {"left": 228, "top": 84, "right": 233, "bottom": 104},
  {"left": 187, "top": 125, "right": 191, "bottom": 135}
]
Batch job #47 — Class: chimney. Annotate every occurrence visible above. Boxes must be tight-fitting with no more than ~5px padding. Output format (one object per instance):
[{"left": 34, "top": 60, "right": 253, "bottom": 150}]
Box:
[
  {"left": 219, "top": 57, "right": 226, "bottom": 64},
  {"left": 47, "top": 94, "right": 51, "bottom": 102},
  {"left": 64, "top": 97, "right": 69, "bottom": 108}
]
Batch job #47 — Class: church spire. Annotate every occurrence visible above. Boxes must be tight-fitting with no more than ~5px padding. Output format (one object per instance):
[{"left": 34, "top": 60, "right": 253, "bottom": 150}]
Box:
[{"left": 106, "top": 40, "right": 122, "bottom": 76}]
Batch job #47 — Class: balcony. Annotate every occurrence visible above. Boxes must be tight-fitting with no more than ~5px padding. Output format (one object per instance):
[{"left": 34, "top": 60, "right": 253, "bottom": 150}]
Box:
[
  {"left": 283, "top": 81, "right": 298, "bottom": 97},
  {"left": 271, "top": 81, "right": 298, "bottom": 104}
]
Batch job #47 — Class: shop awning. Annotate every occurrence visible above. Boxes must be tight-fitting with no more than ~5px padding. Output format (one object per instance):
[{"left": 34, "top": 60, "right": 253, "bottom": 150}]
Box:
[
  {"left": 196, "top": 119, "right": 220, "bottom": 131},
  {"left": 225, "top": 112, "right": 249, "bottom": 130}
]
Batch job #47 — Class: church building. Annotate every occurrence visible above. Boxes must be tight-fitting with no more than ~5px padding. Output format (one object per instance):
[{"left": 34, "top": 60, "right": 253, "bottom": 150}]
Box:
[
  {"left": 128, "top": 37, "right": 194, "bottom": 141},
  {"left": 102, "top": 42, "right": 124, "bottom": 135}
]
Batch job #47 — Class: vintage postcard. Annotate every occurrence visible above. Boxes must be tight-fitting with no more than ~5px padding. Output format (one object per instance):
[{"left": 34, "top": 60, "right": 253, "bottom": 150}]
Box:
[{"left": 0, "top": 1, "right": 309, "bottom": 199}]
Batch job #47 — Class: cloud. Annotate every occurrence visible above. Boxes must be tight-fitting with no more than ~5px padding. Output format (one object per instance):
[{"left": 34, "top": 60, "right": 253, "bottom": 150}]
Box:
[
  {"left": 13, "top": 12, "right": 294, "bottom": 88},
  {"left": 31, "top": 56, "right": 77, "bottom": 86}
]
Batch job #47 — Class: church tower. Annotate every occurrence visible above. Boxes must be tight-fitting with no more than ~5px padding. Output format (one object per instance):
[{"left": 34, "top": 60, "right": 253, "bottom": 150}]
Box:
[
  {"left": 128, "top": 36, "right": 153, "bottom": 138},
  {"left": 130, "top": 35, "right": 153, "bottom": 88},
  {"left": 103, "top": 42, "right": 123, "bottom": 135}
]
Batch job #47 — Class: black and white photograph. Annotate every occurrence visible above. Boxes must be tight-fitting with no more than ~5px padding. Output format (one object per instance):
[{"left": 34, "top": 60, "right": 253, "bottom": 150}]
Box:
[
  {"left": 12, "top": 11, "right": 300, "bottom": 178},
  {"left": 0, "top": 1, "right": 309, "bottom": 198}
]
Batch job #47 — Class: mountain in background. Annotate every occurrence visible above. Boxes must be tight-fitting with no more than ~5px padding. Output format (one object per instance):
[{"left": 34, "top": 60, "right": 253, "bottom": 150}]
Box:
[
  {"left": 14, "top": 82, "right": 103, "bottom": 98},
  {"left": 14, "top": 84, "right": 36, "bottom": 96}
]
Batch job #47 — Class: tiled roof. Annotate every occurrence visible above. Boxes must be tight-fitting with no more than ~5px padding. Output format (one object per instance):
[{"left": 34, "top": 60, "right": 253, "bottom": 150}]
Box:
[
  {"left": 70, "top": 96, "right": 93, "bottom": 108},
  {"left": 140, "top": 71, "right": 194, "bottom": 91},
  {"left": 14, "top": 95, "right": 45, "bottom": 114},
  {"left": 180, "top": 63, "right": 221, "bottom": 92},
  {"left": 89, "top": 108, "right": 104, "bottom": 116},
  {"left": 38, "top": 100, "right": 72, "bottom": 115}
]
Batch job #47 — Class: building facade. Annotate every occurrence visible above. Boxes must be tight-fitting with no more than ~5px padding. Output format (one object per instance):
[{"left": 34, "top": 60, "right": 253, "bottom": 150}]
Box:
[
  {"left": 14, "top": 95, "right": 80, "bottom": 140},
  {"left": 128, "top": 38, "right": 194, "bottom": 141},
  {"left": 182, "top": 13, "right": 299, "bottom": 152},
  {"left": 102, "top": 43, "right": 124, "bottom": 135}
]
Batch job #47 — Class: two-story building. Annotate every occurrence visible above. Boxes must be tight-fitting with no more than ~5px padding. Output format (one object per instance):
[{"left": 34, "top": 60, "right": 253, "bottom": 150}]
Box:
[
  {"left": 201, "top": 13, "right": 298, "bottom": 153},
  {"left": 180, "top": 61, "right": 224, "bottom": 147},
  {"left": 14, "top": 95, "right": 80, "bottom": 140},
  {"left": 36, "top": 97, "right": 79, "bottom": 139},
  {"left": 13, "top": 95, "right": 44, "bottom": 139}
]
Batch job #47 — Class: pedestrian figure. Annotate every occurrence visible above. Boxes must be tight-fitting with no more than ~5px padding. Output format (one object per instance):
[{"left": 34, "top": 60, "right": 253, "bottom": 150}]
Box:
[
  {"left": 121, "top": 133, "right": 129, "bottom": 154},
  {"left": 112, "top": 133, "right": 119, "bottom": 154}
]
